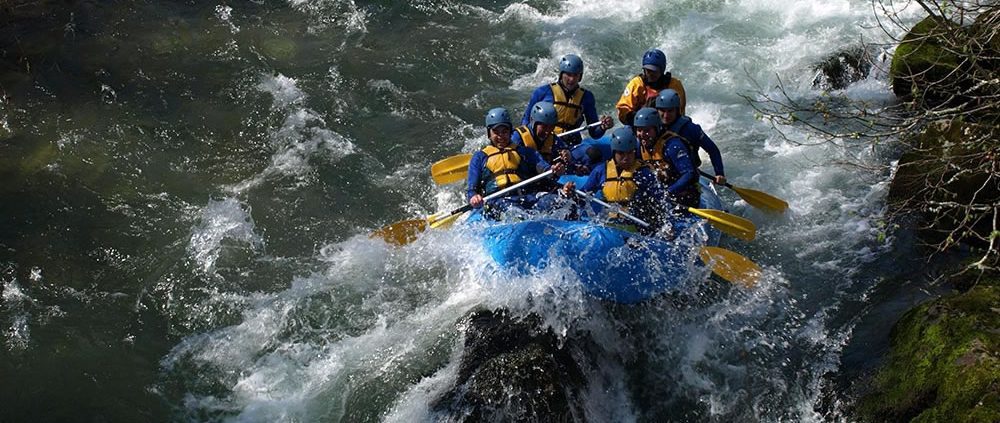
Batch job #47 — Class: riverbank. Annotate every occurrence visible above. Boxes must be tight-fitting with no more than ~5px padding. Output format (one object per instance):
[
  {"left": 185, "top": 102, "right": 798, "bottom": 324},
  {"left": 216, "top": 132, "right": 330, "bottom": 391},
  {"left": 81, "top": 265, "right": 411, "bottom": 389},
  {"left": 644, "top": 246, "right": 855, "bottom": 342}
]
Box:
[{"left": 858, "top": 4, "right": 999, "bottom": 421}]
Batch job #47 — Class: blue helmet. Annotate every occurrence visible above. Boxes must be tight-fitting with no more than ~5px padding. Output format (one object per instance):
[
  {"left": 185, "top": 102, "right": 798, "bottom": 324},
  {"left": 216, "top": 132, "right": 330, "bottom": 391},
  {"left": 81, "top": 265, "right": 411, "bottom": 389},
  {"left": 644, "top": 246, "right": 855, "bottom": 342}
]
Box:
[
  {"left": 610, "top": 127, "right": 638, "bottom": 152},
  {"left": 558, "top": 54, "right": 584, "bottom": 74},
  {"left": 485, "top": 107, "right": 512, "bottom": 130},
  {"left": 641, "top": 48, "right": 667, "bottom": 73},
  {"left": 655, "top": 89, "right": 681, "bottom": 110},
  {"left": 530, "top": 101, "right": 558, "bottom": 126},
  {"left": 634, "top": 107, "right": 660, "bottom": 128}
]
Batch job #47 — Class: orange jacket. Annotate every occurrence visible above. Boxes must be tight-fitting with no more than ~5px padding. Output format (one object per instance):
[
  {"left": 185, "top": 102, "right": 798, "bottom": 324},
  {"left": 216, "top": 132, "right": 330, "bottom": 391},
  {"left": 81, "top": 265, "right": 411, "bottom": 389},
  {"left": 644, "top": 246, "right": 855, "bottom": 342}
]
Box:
[{"left": 615, "top": 74, "right": 686, "bottom": 124}]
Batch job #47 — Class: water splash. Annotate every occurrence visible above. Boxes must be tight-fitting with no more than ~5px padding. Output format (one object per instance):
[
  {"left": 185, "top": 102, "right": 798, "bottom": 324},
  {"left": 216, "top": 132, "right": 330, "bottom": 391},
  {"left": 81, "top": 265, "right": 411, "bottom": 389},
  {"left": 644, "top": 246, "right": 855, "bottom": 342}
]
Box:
[{"left": 187, "top": 197, "right": 263, "bottom": 274}]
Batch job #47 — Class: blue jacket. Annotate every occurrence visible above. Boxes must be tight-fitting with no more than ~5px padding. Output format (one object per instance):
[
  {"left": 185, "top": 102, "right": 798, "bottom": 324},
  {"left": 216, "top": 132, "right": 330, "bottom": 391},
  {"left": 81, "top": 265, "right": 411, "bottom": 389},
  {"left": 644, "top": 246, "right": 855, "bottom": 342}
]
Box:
[
  {"left": 662, "top": 137, "right": 698, "bottom": 196},
  {"left": 667, "top": 116, "right": 724, "bottom": 177},
  {"left": 466, "top": 143, "right": 551, "bottom": 201},
  {"left": 522, "top": 83, "right": 607, "bottom": 141}
]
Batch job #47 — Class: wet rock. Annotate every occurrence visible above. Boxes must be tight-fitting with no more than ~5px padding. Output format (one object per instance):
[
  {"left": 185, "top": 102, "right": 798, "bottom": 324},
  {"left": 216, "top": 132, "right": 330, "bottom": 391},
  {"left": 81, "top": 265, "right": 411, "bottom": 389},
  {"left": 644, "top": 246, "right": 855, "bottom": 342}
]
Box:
[
  {"left": 886, "top": 118, "right": 1000, "bottom": 249},
  {"left": 889, "top": 16, "right": 961, "bottom": 102},
  {"left": 888, "top": 12, "right": 999, "bottom": 108},
  {"left": 812, "top": 45, "right": 876, "bottom": 90},
  {"left": 433, "top": 308, "right": 586, "bottom": 422},
  {"left": 857, "top": 276, "right": 1000, "bottom": 422}
]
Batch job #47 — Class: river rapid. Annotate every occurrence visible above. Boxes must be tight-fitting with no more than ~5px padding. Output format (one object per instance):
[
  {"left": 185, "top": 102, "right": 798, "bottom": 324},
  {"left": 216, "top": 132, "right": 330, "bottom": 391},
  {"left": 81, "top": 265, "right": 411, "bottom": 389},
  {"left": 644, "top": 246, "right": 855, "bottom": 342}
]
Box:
[{"left": 1, "top": 0, "right": 937, "bottom": 421}]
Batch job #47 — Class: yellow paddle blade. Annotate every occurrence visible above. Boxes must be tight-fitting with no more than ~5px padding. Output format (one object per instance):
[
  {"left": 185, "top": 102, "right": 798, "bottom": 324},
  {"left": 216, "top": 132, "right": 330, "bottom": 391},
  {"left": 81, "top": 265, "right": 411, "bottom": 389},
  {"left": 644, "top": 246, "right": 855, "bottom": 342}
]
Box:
[
  {"left": 431, "top": 154, "right": 473, "bottom": 185},
  {"left": 731, "top": 185, "right": 789, "bottom": 213},
  {"left": 371, "top": 219, "right": 427, "bottom": 246},
  {"left": 687, "top": 208, "right": 757, "bottom": 241},
  {"left": 428, "top": 211, "right": 465, "bottom": 229},
  {"left": 699, "top": 246, "right": 761, "bottom": 288}
]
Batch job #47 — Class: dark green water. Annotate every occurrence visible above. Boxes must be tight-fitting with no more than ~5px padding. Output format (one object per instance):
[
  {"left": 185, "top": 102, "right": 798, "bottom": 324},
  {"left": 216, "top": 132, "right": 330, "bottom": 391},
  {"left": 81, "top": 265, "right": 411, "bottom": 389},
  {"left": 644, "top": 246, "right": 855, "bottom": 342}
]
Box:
[{"left": 1, "top": 1, "right": 934, "bottom": 421}]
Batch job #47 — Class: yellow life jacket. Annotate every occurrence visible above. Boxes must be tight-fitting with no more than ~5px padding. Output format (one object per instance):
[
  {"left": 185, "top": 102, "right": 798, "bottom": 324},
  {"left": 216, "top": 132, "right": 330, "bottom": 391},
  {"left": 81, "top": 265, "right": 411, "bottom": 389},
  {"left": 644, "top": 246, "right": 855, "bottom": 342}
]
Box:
[
  {"left": 550, "top": 82, "right": 585, "bottom": 134},
  {"left": 514, "top": 125, "right": 554, "bottom": 157},
  {"left": 482, "top": 144, "right": 522, "bottom": 189},
  {"left": 639, "top": 138, "right": 669, "bottom": 184},
  {"left": 602, "top": 159, "right": 642, "bottom": 204}
]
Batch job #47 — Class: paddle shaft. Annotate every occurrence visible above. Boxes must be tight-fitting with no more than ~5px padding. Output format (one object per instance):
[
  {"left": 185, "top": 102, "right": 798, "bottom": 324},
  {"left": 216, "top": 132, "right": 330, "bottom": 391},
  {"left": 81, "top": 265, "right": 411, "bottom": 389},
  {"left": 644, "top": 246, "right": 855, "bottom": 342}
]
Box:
[
  {"left": 556, "top": 121, "right": 603, "bottom": 139},
  {"left": 573, "top": 189, "right": 650, "bottom": 228},
  {"left": 697, "top": 169, "right": 788, "bottom": 214},
  {"left": 698, "top": 169, "right": 731, "bottom": 188},
  {"left": 433, "top": 169, "right": 555, "bottom": 220}
]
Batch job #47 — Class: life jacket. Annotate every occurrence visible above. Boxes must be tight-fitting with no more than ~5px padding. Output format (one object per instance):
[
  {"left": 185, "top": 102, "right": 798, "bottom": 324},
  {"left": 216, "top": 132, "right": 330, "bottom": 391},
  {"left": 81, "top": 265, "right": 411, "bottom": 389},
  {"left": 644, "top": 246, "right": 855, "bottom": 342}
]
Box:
[
  {"left": 515, "top": 125, "right": 556, "bottom": 162},
  {"left": 640, "top": 72, "right": 673, "bottom": 107},
  {"left": 665, "top": 116, "right": 702, "bottom": 167},
  {"left": 602, "top": 159, "right": 643, "bottom": 205},
  {"left": 654, "top": 131, "right": 701, "bottom": 206},
  {"left": 639, "top": 137, "right": 669, "bottom": 184},
  {"left": 481, "top": 144, "right": 522, "bottom": 191},
  {"left": 550, "top": 82, "right": 586, "bottom": 134}
]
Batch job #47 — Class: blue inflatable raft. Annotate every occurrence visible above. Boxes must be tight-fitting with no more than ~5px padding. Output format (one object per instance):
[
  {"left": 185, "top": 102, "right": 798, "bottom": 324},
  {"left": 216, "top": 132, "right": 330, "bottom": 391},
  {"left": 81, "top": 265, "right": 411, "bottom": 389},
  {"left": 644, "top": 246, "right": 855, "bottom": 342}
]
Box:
[{"left": 468, "top": 141, "right": 725, "bottom": 303}]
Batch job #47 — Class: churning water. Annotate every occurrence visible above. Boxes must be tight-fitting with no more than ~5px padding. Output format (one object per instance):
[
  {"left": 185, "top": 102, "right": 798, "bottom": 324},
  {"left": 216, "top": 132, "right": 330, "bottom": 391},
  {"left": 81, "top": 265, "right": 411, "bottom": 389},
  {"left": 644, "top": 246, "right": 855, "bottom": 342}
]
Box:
[{"left": 1, "top": 0, "right": 936, "bottom": 421}]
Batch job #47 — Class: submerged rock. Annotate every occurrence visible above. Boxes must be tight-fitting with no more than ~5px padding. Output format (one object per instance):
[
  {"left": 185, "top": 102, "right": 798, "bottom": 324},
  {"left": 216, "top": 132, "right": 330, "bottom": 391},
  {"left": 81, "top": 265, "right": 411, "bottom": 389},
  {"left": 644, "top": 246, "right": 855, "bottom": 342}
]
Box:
[
  {"left": 259, "top": 36, "right": 298, "bottom": 61},
  {"left": 433, "top": 309, "right": 586, "bottom": 421},
  {"left": 812, "top": 45, "right": 877, "bottom": 90}
]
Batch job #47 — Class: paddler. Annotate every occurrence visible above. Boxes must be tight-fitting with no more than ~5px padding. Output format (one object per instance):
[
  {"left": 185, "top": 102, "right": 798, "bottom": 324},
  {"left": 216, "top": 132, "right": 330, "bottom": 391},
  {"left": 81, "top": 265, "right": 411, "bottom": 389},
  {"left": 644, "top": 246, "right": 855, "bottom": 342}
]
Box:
[
  {"left": 615, "top": 48, "right": 687, "bottom": 125},
  {"left": 566, "top": 127, "right": 667, "bottom": 234},
  {"left": 632, "top": 107, "right": 700, "bottom": 209},
  {"left": 521, "top": 54, "right": 614, "bottom": 147},
  {"left": 654, "top": 89, "right": 726, "bottom": 186},
  {"left": 467, "top": 107, "right": 566, "bottom": 219},
  {"left": 513, "top": 101, "right": 591, "bottom": 176},
  {"left": 512, "top": 101, "right": 567, "bottom": 164}
]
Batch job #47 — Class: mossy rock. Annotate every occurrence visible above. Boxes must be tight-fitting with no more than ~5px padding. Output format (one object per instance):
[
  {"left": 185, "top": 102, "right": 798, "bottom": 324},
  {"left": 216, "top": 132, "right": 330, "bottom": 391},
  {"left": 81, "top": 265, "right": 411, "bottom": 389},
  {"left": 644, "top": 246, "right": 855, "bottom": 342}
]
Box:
[
  {"left": 858, "top": 281, "right": 1000, "bottom": 422},
  {"left": 889, "top": 16, "right": 962, "bottom": 100}
]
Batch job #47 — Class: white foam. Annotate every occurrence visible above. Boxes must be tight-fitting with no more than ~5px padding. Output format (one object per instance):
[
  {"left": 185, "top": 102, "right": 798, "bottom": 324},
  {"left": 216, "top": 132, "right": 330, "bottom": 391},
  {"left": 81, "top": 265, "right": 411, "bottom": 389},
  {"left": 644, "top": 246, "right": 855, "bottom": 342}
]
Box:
[
  {"left": 215, "top": 5, "right": 240, "bottom": 33},
  {"left": 512, "top": 0, "right": 655, "bottom": 24},
  {"left": 187, "top": 197, "right": 263, "bottom": 274},
  {"left": 230, "top": 74, "right": 357, "bottom": 193},
  {"left": 288, "top": 0, "right": 368, "bottom": 34},
  {"left": 2, "top": 279, "right": 32, "bottom": 351},
  {"left": 257, "top": 74, "right": 305, "bottom": 110}
]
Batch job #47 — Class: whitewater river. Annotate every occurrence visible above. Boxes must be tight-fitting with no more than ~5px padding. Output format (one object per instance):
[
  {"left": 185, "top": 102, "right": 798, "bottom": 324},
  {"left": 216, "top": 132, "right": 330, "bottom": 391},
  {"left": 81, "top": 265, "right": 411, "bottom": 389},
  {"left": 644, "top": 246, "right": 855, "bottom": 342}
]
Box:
[{"left": 1, "top": 0, "right": 940, "bottom": 421}]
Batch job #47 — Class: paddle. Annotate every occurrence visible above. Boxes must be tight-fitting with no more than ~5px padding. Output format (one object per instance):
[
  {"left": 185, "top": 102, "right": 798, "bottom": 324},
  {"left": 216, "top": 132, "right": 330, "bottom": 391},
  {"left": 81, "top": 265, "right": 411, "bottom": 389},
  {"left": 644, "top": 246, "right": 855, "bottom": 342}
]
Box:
[
  {"left": 699, "top": 170, "right": 788, "bottom": 213},
  {"left": 372, "top": 170, "right": 555, "bottom": 245},
  {"left": 430, "top": 153, "right": 473, "bottom": 186},
  {"left": 685, "top": 207, "right": 756, "bottom": 241},
  {"left": 699, "top": 246, "right": 761, "bottom": 288},
  {"left": 430, "top": 121, "right": 603, "bottom": 185},
  {"left": 576, "top": 189, "right": 760, "bottom": 287}
]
